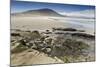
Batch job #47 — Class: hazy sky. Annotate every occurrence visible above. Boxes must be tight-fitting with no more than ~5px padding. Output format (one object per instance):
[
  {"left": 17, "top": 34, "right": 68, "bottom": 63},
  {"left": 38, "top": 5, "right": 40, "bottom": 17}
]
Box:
[{"left": 11, "top": 0, "right": 95, "bottom": 13}]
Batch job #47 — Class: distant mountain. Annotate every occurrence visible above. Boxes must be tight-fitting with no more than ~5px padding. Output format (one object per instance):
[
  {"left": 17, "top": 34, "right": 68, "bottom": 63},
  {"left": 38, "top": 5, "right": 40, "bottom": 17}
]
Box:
[{"left": 11, "top": 8, "right": 64, "bottom": 17}]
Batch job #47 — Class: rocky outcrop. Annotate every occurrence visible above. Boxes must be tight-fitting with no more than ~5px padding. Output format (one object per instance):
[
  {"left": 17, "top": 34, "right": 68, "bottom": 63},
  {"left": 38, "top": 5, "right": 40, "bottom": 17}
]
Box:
[{"left": 11, "top": 29, "right": 95, "bottom": 65}]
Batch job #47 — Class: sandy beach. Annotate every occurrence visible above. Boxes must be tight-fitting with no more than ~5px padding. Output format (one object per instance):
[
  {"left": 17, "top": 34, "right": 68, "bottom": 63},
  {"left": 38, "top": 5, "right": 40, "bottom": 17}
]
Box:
[
  {"left": 11, "top": 15, "right": 95, "bottom": 66},
  {"left": 11, "top": 16, "right": 95, "bottom": 35}
]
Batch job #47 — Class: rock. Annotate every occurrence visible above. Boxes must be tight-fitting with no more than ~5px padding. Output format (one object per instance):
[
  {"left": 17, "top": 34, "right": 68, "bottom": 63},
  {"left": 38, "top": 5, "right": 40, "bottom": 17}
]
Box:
[
  {"left": 52, "top": 28, "right": 77, "bottom": 31},
  {"left": 19, "top": 39, "right": 27, "bottom": 46},
  {"left": 45, "top": 30, "right": 52, "bottom": 34},
  {"left": 44, "top": 37, "right": 53, "bottom": 45},
  {"left": 42, "top": 47, "right": 52, "bottom": 54},
  {"left": 72, "top": 33, "right": 95, "bottom": 39},
  {"left": 46, "top": 48, "right": 52, "bottom": 53},
  {"left": 11, "top": 33, "right": 21, "bottom": 36},
  {"left": 32, "top": 44, "right": 37, "bottom": 50}
]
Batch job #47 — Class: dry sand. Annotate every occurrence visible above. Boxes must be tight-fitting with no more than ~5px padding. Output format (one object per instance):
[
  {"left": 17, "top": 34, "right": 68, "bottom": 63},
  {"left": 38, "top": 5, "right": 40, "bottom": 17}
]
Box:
[
  {"left": 11, "top": 49, "right": 64, "bottom": 66},
  {"left": 11, "top": 16, "right": 66, "bottom": 31},
  {"left": 11, "top": 16, "right": 95, "bottom": 35}
]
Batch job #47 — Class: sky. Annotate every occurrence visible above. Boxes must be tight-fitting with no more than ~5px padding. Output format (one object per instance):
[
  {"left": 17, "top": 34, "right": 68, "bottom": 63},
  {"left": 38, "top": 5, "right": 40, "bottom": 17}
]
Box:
[
  {"left": 11, "top": 0, "right": 95, "bottom": 19},
  {"left": 11, "top": 0, "right": 95, "bottom": 13}
]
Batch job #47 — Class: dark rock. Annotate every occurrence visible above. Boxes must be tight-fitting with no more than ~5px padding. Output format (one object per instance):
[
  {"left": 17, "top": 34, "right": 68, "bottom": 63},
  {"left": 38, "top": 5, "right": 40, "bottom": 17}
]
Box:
[
  {"left": 52, "top": 28, "right": 77, "bottom": 31},
  {"left": 11, "top": 33, "right": 21, "bottom": 36},
  {"left": 72, "top": 33, "right": 95, "bottom": 39}
]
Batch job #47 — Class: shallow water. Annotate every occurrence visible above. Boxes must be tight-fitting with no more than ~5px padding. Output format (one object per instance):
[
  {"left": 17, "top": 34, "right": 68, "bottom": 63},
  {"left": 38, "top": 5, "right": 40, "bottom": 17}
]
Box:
[{"left": 51, "top": 17, "right": 95, "bottom": 35}]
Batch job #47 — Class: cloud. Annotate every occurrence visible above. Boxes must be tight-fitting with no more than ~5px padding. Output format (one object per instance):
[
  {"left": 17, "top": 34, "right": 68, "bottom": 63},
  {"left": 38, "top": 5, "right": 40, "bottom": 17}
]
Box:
[{"left": 60, "top": 9, "right": 95, "bottom": 19}]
